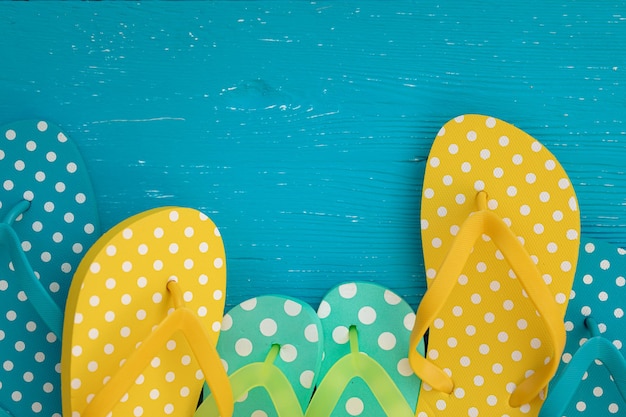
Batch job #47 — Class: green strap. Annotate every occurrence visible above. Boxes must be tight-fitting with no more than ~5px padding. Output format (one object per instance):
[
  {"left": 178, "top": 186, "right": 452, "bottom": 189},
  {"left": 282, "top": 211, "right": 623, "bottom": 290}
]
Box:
[
  {"left": 305, "top": 326, "right": 414, "bottom": 417},
  {"left": 539, "top": 318, "right": 626, "bottom": 416},
  {"left": 0, "top": 201, "right": 63, "bottom": 337},
  {"left": 197, "top": 344, "right": 304, "bottom": 417}
]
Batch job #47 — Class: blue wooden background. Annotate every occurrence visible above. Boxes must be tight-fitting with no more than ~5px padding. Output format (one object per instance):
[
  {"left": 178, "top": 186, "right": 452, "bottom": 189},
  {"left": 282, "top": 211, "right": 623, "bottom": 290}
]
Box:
[{"left": 2, "top": 2, "right": 626, "bottom": 310}]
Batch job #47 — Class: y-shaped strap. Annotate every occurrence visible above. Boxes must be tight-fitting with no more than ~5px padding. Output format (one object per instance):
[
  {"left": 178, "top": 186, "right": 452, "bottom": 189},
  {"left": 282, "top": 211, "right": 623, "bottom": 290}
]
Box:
[
  {"left": 0, "top": 200, "right": 63, "bottom": 337},
  {"left": 539, "top": 318, "right": 626, "bottom": 416},
  {"left": 306, "top": 326, "right": 414, "bottom": 417},
  {"left": 196, "top": 344, "right": 304, "bottom": 417},
  {"left": 81, "top": 280, "right": 233, "bottom": 417},
  {"left": 409, "top": 191, "right": 566, "bottom": 407}
]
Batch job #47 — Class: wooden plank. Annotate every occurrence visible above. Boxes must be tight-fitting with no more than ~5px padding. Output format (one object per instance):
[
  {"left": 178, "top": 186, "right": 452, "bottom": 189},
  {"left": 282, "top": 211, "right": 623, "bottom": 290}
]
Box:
[{"left": 1, "top": 2, "right": 625, "bottom": 309}]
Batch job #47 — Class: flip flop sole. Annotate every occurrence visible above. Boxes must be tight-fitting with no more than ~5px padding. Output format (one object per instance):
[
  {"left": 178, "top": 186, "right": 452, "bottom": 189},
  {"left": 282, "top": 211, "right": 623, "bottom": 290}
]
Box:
[
  {"left": 316, "top": 282, "right": 422, "bottom": 416},
  {"left": 62, "top": 207, "right": 226, "bottom": 417},
  {"left": 418, "top": 115, "right": 580, "bottom": 416},
  {"left": 556, "top": 237, "right": 626, "bottom": 416},
  {"left": 200, "top": 295, "right": 323, "bottom": 416},
  {"left": 0, "top": 120, "right": 100, "bottom": 417}
]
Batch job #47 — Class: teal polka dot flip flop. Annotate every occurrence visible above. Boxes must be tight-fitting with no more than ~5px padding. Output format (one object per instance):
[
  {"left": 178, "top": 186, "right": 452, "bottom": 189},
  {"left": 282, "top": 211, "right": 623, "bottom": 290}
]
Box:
[
  {"left": 306, "top": 282, "right": 424, "bottom": 417},
  {"left": 0, "top": 120, "right": 100, "bottom": 417},
  {"left": 196, "top": 295, "right": 324, "bottom": 417},
  {"left": 540, "top": 237, "right": 626, "bottom": 417}
]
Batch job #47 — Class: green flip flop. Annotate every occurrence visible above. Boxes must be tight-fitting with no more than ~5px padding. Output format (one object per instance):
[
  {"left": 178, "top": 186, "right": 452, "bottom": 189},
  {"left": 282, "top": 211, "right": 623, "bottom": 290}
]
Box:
[
  {"left": 0, "top": 120, "right": 100, "bottom": 417},
  {"left": 540, "top": 237, "right": 626, "bottom": 416},
  {"left": 196, "top": 295, "right": 324, "bottom": 417},
  {"left": 306, "top": 282, "right": 424, "bottom": 417}
]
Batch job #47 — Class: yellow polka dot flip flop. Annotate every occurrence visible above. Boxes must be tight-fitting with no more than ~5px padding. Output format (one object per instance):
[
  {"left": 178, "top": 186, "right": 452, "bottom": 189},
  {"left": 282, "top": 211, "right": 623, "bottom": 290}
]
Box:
[
  {"left": 410, "top": 115, "right": 580, "bottom": 416},
  {"left": 0, "top": 120, "right": 100, "bottom": 417},
  {"left": 306, "top": 282, "right": 424, "bottom": 417},
  {"left": 61, "top": 207, "right": 233, "bottom": 417},
  {"left": 196, "top": 295, "right": 324, "bottom": 417}
]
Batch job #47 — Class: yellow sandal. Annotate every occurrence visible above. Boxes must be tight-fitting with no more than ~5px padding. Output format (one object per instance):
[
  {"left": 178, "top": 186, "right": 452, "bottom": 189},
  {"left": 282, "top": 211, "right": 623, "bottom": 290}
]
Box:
[
  {"left": 62, "top": 207, "right": 233, "bottom": 417},
  {"left": 410, "top": 115, "right": 580, "bottom": 416}
]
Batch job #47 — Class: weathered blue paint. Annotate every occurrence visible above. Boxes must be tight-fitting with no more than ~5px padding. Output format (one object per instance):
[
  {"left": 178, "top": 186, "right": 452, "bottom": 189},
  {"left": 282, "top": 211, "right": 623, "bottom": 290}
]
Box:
[{"left": 1, "top": 2, "right": 626, "bottom": 309}]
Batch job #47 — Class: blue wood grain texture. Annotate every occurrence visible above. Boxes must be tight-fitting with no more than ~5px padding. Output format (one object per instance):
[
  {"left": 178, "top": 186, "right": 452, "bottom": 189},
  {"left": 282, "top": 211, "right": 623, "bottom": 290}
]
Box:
[{"left": 1, "top": 2, "right": 626, "bottom": 310}]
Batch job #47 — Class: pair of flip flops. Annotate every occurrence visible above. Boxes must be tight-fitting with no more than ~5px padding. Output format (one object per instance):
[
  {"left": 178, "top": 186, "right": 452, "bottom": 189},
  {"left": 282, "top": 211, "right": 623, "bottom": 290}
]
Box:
[
  {"left": 0, "top": 120, "right": 100, "bottom": 417},
  {"left": 197, "top": 281, "right": 424, "bottom": 417},
  {"left": 1, "top": 120, "right": 234, "bottom": 416}
]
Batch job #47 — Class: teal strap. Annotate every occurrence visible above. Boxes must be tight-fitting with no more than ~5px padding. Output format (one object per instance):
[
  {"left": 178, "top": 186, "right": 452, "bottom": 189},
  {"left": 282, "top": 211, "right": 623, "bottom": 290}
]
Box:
[
  {"left": 539, "top": 319, "right": 626, "bottom": 416},
  {"left": 305, "top": 326, "right": 414, "bottom": 417},
  {"left": 196, "top": 344, "right": 304, "bottom": 417},
  {"left": 0, "top": 201, "right": 63, "bottom": 337}
]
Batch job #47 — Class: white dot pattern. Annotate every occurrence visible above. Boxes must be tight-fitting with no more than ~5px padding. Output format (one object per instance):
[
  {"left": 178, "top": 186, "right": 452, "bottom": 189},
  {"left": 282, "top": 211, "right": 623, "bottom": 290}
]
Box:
[
  {"left": 418, "top": 115, "right": 580, "bottom": 416},
  {"left": 210, "top": 295, "right": 323, "bottom": 415},
  {"left": 63, "top": 207, "right": 225, "bottom": 417},
  {"left": 317, "top": 282, "right": 423, "bottom": 416},
  {"left": 554, "top": 237, "right": 626, "bottom": 417},
  {"left": 0, "top": 120, "right": 100, "bottom": 417}
]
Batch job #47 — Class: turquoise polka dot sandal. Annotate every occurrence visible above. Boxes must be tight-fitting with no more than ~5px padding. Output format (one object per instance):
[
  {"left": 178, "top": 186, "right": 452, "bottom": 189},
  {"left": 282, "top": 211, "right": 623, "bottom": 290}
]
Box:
[
  {"left": 196, "top": 295, "right": 324, "bottom": 417},
  {"left": 306, "top": 282, "right": 424, "bottom": 417},
  {"left": 0, "top": 120, "right": 100, "bottom": 417},
  {"left": 540, "top": 237, "right": 626, "bottom": 417}
]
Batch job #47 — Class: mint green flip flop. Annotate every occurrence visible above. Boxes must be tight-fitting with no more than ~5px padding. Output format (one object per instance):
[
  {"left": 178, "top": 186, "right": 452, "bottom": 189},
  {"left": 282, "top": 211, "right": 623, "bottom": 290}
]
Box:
[
  {"left": 196, "top": 295, "right": 324, "bottom": 417},
  {"left": 306, "top": 282, "right": 424, "bottom": 417},
  {"left": 541, "top": 237, "right": 626, "bottom": 416},
  {"left": 0, "top": 120, "right": 100, "bottom": 417}
]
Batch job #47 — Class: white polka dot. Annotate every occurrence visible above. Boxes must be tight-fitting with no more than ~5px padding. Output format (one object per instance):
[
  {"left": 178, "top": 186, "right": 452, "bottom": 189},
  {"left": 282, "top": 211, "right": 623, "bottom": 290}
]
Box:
[
  {"left": 447, "top": 337, "right": 458, "bottom": 348},
  {"left": 378, "top": 332, "right": 396, "bottom": 350},
  {"left": 241, "top": 298, "right": 257, "bottom": 311},
  {"left": 279, "top": 344, "right": 298, "bottom": 363},
  {"left": 461, "top": 162, "right": 471, "bottom": 172},
  {"left": 403, "top": 313, "right": 416, "bottom": 331},
  {"left": 558, "top": 178, "right": 570, "bottom": 189},
  {"left": 512, "top": 351, "right": 523, "bottom": 361},
  {"left": 260, "top": 318, "right": 277, "bottom": 336},
  {"left": 46, "top": 151, "right": 57, "bottom": 162},
  {"left": 358, "top": 306, "right": 377, "bottom": 325},
  {"left": 37, "top": 121, "right": 48, "bottom": 131},
  {"left": 468, "top": 407, "right": 479, "bottom": 417},
  {"left": 487, "top": 395, "right": 498, "bottom": 406},
  {"left": 430, "top": 157, "right": 440, "bottom": 167},
  {"left": 448, "top": 144, "right": 459, "bottom": 154},
  {"left": 492, "top": 363, "right": 503, "bottom": 374},
  {"left": 474, "top": 180, "right": 485, "bottom": 191},
  {"left": 480, "top": 149, "right": 491, "bottom": 160},
  {"left": 424, "top": 188, "right": 435, "bottom": 199},
  {"left": 345, "top": 397, "right": 364, "bottom": 416},
  {"left": 479, "top": 344, "right": 490, "bottom": 354},
  {"left": 506, "top": 185, "right": 518, "bottom": 197},
  {"left": 493, "top": 167, "right": 504, "bottom": 178},
  {"left": 338, "top": 283, "right": 357, "bottom": 299},
  {"left": 391, "top": 360, "right": 413, "bottom": 386},
  {"left": 284, "top": 299, "right": 302, "bottom": 316},
  {"left": 467, "top": 131, "right": 477, "bottom": 141},
  {"left": 384, "top": 290, "right": 402, "bottom": 305},
  {"left": 474, "top": 375, "right": 484, "bottom": 386},
  {"left": 437, "top": 206, "right": 447, "bottom": 217},
  {"left": 304, "top": 323, "right": 319, "bottom": 343},
  {"left": 318, "top": 300, "right": 331, "bottom": 319},
  {"left": 436, "top": 399, "right": 447, "bottom": 410},
  {"left": 235, "top": 338, "right": 253, "bottom": 356},
  {"left": 5, "top": 129, "right": 16, "bottom": 140},
  {"left": 442, "top": 175, "right": 453, "bottom": 186},
  {"left": 213, "top": 258, "right": 223, "bottom": 268},
  {"left": 332, "top": 326, "right": 350, "bottom": 344},
  {"left": 300, "top": 370, "right": 315, "bottom": 388}
]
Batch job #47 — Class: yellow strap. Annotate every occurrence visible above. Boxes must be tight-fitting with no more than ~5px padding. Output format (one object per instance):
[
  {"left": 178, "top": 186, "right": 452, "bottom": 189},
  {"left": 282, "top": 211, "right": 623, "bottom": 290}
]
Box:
[
  {"left": 82, "top": 281, "right": 233, "bottom": 417},
  {"left": 409, "top": 192, "right": 565, "bottom": 406}
]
